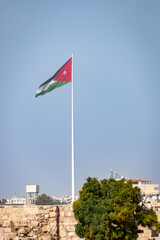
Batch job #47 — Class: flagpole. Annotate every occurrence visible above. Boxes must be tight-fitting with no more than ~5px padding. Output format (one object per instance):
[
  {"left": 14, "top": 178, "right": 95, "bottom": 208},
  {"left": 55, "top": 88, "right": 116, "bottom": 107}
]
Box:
[{"left": 71, "top": 52, "right": 75, "bottom": 203}]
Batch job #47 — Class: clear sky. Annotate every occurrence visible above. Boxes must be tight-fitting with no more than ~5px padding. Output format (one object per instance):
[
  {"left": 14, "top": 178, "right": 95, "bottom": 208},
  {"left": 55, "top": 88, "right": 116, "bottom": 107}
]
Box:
[{"left": 0, "top": 0, "right": 160, "bottom": 199}]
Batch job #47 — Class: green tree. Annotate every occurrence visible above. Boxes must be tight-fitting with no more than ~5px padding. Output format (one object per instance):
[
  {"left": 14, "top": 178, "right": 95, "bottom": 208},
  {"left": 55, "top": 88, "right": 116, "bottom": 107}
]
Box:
[
  {"left": 73, "top": 177, "right": 160, "bottom": 240},
  {"left": 36, "top": 194, "right": 56, "bottom": 205},
  {"left": 0, "top": 199, "right": 7, "bottom": 204}
]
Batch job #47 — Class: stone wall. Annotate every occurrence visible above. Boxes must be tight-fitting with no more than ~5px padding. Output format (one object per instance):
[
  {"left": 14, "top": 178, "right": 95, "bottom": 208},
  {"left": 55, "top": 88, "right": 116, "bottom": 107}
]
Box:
[
  {"left": 0, "top": 205, "right": 80, "bottom": 240},
  {"left": 59, "top": 205, "right": 80, "bottom": 240},
  {"left": 0, "top": 205, "right": 159, "bottom": 240},
  {"left": 0, "top": 205, "right": 58, "bottom": 240}
]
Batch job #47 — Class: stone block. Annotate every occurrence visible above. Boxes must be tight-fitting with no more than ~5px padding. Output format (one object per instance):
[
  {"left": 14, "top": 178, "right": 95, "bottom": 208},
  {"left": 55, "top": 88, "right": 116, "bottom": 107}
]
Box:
[
  {"left": 68, "top": 231, "right": 75, "bottom": 236},
  {"left": 28, "top": 230, "right": 38, "bottom": 239},
  {"left": 49, "top": 221, "right": 57, "bottom": 230},
  {"left": 0, "top": 232, "right": 4, "bottom": 240},
  {"left": 60, "top": 229, "right": 67, "bottom": 237},
  {"left": 49, "top": 211, "right": 56, "bottom": 218},
  {"left": 5, "top": 233, "right": 12, "bottom": 240},
  {"left": 5, "top": 208, "right": 12, "bottom": 215},
  {"left": 43, "top": 206, "right": 49, "bottom": 210},
  {"left": 39, "top": 216, "right": 44, "bottom": 222},
  {"left": 18, "top": 220, "right": 28, "bottom": 227},
  {"left": 2, "top": 215, "right": 8, "bottom": 221},
  {"left": 31, "top": 220, "right": 39, "bottom": 227},
  {"left": 59, "top": 216, "right": 71, "bottom": 223},
  {"left": 4, "top": 227, "right": 11, "bottom": 233},
  {"left": 18, "top": 227, "right": 27, "bottom": 235},
  {"left": 60, "top": 211, "right": 65, "bottom": 217},
  {"left": 44, "top": 213, "right": 50, "bottom": 219},
  {"left": 2, "top": 221, "right": 8, "bottom": 227},
  {"left": 13, "top": 207, "right": 23, "bottom": 216},
  {"left": 42, "top": 225, "right": 49, "bottom": 233},
  {"left": 50, "top": 225, "right": 57, "bottom": 234},
  {"left": 66, "top": 225, "right": 75, "bottom": 232},
  {"left": 24, "top": 206, "right": 39, "bottom": 215},
  {"left": 32, "top": 227, "right": 39, "bottom": 233},
  {"left": 40, "top": 235, "right": 52, "bottom": 240},
  {"left": 67, "top": 211, "right": 72, "bottom": 217}
]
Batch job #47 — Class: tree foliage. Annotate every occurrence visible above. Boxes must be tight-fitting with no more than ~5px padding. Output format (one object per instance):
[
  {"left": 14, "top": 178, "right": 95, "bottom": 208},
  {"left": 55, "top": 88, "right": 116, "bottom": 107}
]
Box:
[
  {"left": 73, "top": 177, "right": 160, "bottom": 240},
  {"left": 0, "top": 199, "right": 6, "bottom": 204},
  {"left": 36, "top": 194, "right": 58, "bottom": 205}
]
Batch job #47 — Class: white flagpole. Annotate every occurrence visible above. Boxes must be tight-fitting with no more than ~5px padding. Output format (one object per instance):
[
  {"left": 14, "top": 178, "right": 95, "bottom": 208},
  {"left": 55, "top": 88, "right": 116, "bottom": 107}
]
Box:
[{"left": 71, "top": 52, "right": 75, "bottom": 203}]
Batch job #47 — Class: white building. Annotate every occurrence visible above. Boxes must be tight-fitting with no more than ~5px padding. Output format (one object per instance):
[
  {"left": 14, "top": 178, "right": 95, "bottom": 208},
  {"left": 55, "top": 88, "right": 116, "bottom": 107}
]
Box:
[
  {"left": 6, "top": 197, "right": 26, "bottom": 205},
  {"left": 26, "top": 185, "right": 39, "bottom": 205},
  {"left": 56, "top": 195, "right": 79, "bottom": 204},
  {"left": 6, "top": 185, "right": 40, "bottom": 205}
]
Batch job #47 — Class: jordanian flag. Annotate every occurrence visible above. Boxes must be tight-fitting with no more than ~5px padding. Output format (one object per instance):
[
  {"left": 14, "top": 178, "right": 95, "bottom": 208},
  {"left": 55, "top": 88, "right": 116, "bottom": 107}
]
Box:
[{"left": 35, "top": 57, "right": 72, "bottom": 97}]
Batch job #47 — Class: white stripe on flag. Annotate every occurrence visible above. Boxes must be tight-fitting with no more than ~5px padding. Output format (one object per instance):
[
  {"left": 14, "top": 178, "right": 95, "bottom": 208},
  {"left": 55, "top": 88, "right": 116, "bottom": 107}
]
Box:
[{"left": 36, "top": 80, "right": 57, "bottom": 95}]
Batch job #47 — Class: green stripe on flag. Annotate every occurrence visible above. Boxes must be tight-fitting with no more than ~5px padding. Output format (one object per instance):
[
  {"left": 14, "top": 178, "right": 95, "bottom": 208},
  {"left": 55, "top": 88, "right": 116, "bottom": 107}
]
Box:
[{"left": 35, "top": 81, "right": 69, "bottom": 97}]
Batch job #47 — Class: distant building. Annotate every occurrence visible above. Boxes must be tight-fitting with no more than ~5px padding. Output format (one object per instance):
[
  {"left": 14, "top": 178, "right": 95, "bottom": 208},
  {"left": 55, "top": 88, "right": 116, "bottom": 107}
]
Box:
[
  {"left": 109, "top": 170, "right": 160, "bottom": 197},
  {"left": 6, "top": 185, "right": 40, "bottom": 205},
  {"left": 26, "top": 185, "right": 39, "bottom": 205},
  {"left": 109, "top": 169, "right": 125, "bottom": 180},
  {"left": 6, "top": 196, "right": 26, "bottom": 205},
  {"left": 56, "top": 195, "right": 79, "bottom": 204},
  {"left": 125, "top": 179, "right": 160, "bottom": 196}
]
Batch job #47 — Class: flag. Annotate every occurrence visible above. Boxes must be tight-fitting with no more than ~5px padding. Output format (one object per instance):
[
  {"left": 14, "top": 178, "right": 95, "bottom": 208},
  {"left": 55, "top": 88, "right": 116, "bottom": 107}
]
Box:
[{"left": 35, "top": 57, "right": 72, "bottom": 97}]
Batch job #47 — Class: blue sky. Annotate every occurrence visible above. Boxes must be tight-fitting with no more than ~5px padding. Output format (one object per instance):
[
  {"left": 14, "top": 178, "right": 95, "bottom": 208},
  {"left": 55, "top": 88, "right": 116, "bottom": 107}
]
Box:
[{"left": 0, "top": 0, "right": 160, "bottom": 198}]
